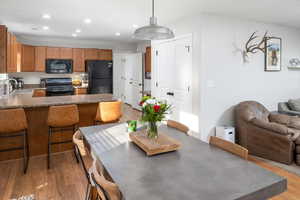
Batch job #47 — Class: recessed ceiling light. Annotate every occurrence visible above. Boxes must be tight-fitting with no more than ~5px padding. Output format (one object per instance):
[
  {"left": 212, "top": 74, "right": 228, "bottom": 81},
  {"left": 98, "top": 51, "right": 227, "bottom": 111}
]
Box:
[
  {"left": 75, "top": 29, "right": 81, "bottom": 33},
  {"left": 42, "top": 14, "right": 51, "bottom": 19},
  {"left": 84, "top": 18, "right": 91, "bottom": 24},
  {"left": 72, "top": 33, "right": 77, "bottom": 37},
  {"left": 42, "top": 26, "right": 49, "bottom": 30},
  {"left": 115, "top": 32, "right": 121, "bottom": 36},
  {"left": 133, "top": 24, "right": 138, "bottom": 28}
]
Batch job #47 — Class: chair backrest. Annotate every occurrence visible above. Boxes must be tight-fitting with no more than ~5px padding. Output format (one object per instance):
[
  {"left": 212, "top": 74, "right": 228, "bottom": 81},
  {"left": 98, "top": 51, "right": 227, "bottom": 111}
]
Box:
[
  {"left": 0, "top": 108, "right": 28, "bottom": 133},
  {"left": 47, "top": 104, "right": 79, "bottom": 127},
  {"left": 167, "top": 120, "right": 189, "bottom": 135},
  {"left": 209, "top": 136, "right": 248, "bottom": 160},
  {"left": 90, "top": 164, "right": 121, "bottom": 200},
  {"left": 95, "top": 101, "right": 122, "bottom": 123}
]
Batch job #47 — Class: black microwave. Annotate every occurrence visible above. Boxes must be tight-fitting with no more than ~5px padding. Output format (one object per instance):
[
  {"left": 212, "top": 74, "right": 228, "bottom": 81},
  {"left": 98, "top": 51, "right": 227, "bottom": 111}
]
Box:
[{"left": 46, "top": 59, "right": 73, "bottom": 74}]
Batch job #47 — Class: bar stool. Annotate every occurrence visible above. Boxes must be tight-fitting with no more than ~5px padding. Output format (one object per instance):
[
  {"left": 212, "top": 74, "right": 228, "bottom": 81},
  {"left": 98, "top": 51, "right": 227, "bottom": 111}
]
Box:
[
  {"left": 47, "top": 104, "right": 79, "bottom": 169},
  {"left": 0, "top": 108, "right": 29, "bottom": 174},
  {"left": 95, "top": 101, "right": 122, "bottom": 124}
]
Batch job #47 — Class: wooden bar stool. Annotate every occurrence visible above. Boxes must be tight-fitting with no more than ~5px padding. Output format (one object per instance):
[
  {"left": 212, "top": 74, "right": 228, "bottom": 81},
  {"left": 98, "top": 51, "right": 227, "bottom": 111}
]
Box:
[
  {"left": 95, "top": 101, "right": 122, "bottom": 124},
  {"left": 167, "top": 120, "right": 190, "bottom": 135},
  {"left": 47, "top": 104, "right": 79, "bottom": 169},
  {"left": 0, "top": 108, "right": 29, "bottom": 174}
]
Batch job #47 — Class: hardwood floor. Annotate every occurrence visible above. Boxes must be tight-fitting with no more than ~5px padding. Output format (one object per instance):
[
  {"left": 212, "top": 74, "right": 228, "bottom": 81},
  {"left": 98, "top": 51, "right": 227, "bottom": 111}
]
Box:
[{"left": 0, "top": 104, "right": 299, "bottom": 200}]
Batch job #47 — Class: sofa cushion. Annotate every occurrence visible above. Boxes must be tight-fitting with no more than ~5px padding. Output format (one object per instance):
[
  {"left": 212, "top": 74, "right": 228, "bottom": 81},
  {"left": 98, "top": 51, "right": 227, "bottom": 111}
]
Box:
[
  {"left": 288, "top": 99, "right": 300, "bottom": 112},
  {"left": 295, "top": 137, "right": 300, "bottom": 145},
  {"left": 287, "top": 128, "right": 300, "bottom": 141},
  {"left": 269, "top": 113, "right": 290, "bottom": 126},
  {"left": 296, "top": 146, "right": 300, "bottom": 153},
  {"left": 288, "top": 117, "right": 300, "bottom": 129},
  {"left": 251, "top": 118, "right": 289, "bottom": 135}
]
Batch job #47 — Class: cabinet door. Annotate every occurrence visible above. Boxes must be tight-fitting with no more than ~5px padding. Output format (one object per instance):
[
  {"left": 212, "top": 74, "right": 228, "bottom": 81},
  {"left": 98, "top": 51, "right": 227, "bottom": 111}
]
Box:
[
  {"left": 10, "top": 35, "right": 18, "bottom": 72},
  {"left": 6, "top": 32, "right": 11, "bottom": 72},
  {"left": 98, "top": 49, "right": 113, "bottom": 61},
  {"left": 16, "top": 42, "right": 22, "bottom": 72},
  {"left": 0, "top": 25, "right": 7, "bottom": 73},
  {"left": 46, "top": 47, "right": 60, "bottom": 58},
  {"left": 21, "top": 45, "right": 35, "bottom": 72},
  {"left": 60, "top": 47, "right": 73, "bottom": 59},
  {"left": 35, "top": 46, "right": 46, "bottom": 72},
  {"left": 84, "top": 48, "right": 98, "bottom": 60},
  {"left": 145, "top": 47, "right": 151, "bottom": 73},
  {"left": 73, "top": 48, "right": 85, "bottom": 72}
]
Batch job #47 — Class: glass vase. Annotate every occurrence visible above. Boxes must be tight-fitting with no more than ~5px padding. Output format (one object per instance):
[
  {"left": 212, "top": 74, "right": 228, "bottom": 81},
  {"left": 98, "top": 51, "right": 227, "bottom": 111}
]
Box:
[{"left": 147, "top": 121, "right": 158, "bottom": 139}]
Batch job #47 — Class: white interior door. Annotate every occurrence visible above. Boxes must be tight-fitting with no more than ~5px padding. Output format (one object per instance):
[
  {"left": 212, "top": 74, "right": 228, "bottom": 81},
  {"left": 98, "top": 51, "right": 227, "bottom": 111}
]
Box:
[
  {"left": 153, "top": 35, "right": 193, "bottom": 125},
  {"left": 131, "top": 53, "right": 144, "bottom": 110}
]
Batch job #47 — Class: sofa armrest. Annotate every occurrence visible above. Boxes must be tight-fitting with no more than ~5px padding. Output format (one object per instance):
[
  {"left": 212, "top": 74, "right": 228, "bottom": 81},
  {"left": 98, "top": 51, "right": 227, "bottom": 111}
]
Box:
[{"left": 246, "top": 122, "right": 294, "bottom": 164}]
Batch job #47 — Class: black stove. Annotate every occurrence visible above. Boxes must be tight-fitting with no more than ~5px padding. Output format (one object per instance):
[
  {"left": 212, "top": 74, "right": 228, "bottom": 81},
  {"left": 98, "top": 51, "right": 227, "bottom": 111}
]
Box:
[{"left": 42, "top": 78, "right": 74, "bottom": 96}]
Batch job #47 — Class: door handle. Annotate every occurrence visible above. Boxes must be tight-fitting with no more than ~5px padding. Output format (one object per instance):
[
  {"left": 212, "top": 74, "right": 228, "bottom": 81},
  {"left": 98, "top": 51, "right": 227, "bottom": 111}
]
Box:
[
  {"left": 166, "top": 92, "right": 174, "bottom": 96},
  {"left": 129, "top": 82, "right": 133, "bottom": 84}
]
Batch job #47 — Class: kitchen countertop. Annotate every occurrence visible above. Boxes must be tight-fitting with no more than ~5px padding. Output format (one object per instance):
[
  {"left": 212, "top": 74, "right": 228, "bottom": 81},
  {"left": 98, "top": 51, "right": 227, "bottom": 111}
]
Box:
[{"left": 0, "top": 90, "right": 115, "bottom": 109}]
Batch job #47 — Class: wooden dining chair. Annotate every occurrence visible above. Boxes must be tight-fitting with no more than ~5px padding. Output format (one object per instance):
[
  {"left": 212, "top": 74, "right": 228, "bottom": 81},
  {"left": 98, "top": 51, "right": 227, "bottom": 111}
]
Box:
[
  {"left": 90, "top": 163, "right": 122, "bottom": 200},
  {"left": 95, "top": 101, "right": 122, "bottom": 125},
  {"left": 209, "top": 136, "right": 248, "bottom": 160},
  {"left": 167, "top": 120, "right": 189, "bottom": 135}
]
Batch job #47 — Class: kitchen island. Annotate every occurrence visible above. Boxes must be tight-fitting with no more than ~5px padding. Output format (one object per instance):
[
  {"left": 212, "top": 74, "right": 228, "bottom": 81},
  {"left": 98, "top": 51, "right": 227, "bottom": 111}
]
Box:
[{"left": 0, "top": 90, "right": 116, "bottom": 161}]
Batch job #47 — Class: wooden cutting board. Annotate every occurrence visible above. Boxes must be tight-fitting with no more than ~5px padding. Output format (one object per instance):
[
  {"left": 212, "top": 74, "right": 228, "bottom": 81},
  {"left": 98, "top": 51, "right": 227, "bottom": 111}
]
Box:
[{"left": 129, "top": 129, "right": 181, "bottom": 156}]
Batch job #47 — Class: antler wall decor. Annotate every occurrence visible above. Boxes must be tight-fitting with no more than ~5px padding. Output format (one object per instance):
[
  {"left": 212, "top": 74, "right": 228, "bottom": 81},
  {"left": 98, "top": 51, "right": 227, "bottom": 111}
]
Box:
[{"left": 242, "top": 31, "right": 273, "bottom": 63}]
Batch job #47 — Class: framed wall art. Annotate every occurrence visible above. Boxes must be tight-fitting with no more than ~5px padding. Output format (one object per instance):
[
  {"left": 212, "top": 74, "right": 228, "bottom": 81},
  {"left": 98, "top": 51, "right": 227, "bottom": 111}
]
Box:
[{"left": 265, "top": 37, "right": 282, "bottom": 71}]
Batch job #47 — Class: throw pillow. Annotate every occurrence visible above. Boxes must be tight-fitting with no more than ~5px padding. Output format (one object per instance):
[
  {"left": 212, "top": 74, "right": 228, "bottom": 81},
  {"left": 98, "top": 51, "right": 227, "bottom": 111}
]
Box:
[{"left": 288, "top": 99, "right": 300, "bottom": 112}]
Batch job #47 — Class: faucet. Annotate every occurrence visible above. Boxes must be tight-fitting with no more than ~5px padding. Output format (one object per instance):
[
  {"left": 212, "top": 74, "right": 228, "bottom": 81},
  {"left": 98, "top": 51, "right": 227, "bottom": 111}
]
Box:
[{"left": 8, "top": 78, "right": 18, "bottom": 93}]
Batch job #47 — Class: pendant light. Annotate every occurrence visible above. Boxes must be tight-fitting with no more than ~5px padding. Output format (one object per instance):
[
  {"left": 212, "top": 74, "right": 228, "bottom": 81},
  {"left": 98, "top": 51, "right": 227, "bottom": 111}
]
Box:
[{"left": 133, "top": 0, "right": 175, "bottom": 40}]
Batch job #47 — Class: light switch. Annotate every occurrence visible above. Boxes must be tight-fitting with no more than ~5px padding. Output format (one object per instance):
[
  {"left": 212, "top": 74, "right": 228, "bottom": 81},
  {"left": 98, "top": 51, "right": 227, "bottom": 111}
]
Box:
[{"left": 207, "top": 80, "right": 216, "bottom": 88}]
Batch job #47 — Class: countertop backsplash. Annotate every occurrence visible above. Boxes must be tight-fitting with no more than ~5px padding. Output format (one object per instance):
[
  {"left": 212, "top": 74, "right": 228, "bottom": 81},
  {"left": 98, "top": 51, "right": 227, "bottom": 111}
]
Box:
[{"left": 8, "top": 72, "right": 87, "bottom": 85}]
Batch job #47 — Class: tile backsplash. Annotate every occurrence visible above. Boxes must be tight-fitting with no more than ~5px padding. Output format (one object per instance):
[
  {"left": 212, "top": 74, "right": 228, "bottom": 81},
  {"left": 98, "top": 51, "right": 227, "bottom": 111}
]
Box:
[{"left": 8, "top": 72, "right": 87, "bottom": 85}]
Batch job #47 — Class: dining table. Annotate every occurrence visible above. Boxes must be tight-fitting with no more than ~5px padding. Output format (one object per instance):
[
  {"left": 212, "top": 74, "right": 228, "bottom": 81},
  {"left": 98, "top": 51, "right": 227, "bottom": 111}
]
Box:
[{"left": 80, "top": 123, "right": 287, "bottom": 200}]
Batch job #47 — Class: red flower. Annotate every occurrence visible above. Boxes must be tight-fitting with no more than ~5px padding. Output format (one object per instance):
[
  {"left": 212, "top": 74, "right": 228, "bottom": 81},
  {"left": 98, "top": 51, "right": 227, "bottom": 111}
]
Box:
[
  {"left": 139, "top": 101, "right": 144, "bottom": 106},
  {"left": 153, "top": 105, "right": 161, "bottom": 112}
]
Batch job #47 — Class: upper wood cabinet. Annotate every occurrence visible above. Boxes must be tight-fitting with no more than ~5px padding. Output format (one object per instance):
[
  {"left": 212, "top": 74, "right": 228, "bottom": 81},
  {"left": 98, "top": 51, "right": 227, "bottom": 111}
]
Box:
[
  {"left": 7, "top": 32, "right": 21, "bottom": 73},
  {"left": 0, "top": 25, "right": 7, "bottom": 73},
  {"left": 98, "top": 49, "right": 113, "bottom": 61},
  {"left": 60, "top": 47, "right": 73, "bottom": 59},
  {"left": 46, "top": 47, "right": 60, "bottom": 59},
  {"left": 73, "top": 48, "right": 85, "bottom": 72},
  {"left": 35, "top": 46, "right": 46, "bottom": 72},
  {"left": 84, "top": 48, "right": 98, "bottom": 60},
  {"left": 21, "top": 45, "right": 35, "bottom": 72},
  {"left": 145, "top": 47, "right": 151, "bottom": 73}
]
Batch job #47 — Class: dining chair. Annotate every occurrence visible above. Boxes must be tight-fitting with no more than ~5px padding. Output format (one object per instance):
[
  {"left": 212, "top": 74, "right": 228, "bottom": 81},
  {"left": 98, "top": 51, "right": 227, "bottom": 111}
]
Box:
[
  {"left": 95, "top": 101, "right": 122, "bottom": 125},
  {"left": 167, "top": 120, "right": 189, "bottom": 135},
  {"left": 90, "top": 163, "right": 122, "bottom": 200},
  {"left": 209, "top": 136, "right": 248, "bottom": 160}
]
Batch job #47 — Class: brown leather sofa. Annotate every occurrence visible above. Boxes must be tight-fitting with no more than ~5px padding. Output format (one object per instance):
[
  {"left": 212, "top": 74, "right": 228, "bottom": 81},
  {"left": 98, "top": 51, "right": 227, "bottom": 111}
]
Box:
[{"left": 235, "top": 101, "right": 300, "bottom": 165}]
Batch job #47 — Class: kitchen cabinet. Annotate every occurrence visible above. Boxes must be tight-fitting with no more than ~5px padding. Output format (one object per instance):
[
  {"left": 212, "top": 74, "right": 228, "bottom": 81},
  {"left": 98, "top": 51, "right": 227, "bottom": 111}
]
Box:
[
  {"left": 21, "top": 45, "right": 35, "bottom": 72},
  {"left": 98, "top": 49, "right": 113, "bottom": 61},
  {"left": 32, "top": 89, "right": 46, "bottom": 97},
  {"left": 75, "top": 88, "right": 87, "bottom": 95},
  {"left": 60, "top": 47, "right": 73, "bottom": 59},
  {"left": 84, "top": 48, "right": 98, "bottom": 60},
  {"left": 46, "top": 47, "right": 60, "bottom": 59},
  {"left": 7, "top": 33, "right": 21, "bottom": 73},
  {"left": 0, "top": 25, "right": 7, "bottom": 73},
  {"left": 73, "top": 48, "right": 85, "bottom": 72},
  {"left": 145, "top": 46, "right": 151, "bottom": 74},
  {"left": 6, "top": 32, "right": 11, "bottom": 72},
  {"left": 35, "top": 46, "right": 46, "bottom": 72}
]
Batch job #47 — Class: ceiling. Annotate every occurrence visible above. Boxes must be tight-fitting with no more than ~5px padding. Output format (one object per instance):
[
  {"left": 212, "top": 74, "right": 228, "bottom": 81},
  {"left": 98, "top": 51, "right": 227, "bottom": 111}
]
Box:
[{"left": 1, "top": 0, "right": 300, "bottom": 43}]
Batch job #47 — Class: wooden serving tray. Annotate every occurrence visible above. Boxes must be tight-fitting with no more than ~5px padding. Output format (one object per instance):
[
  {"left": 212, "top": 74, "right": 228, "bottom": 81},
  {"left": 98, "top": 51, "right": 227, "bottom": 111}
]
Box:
[{"left": 129, "top": 130, "right": 181, "bottom": 156}]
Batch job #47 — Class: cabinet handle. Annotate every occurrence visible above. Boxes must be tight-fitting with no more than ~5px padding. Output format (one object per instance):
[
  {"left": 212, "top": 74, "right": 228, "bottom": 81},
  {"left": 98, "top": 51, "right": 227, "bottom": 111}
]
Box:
[{"left": 167, "top": 92, "right": 174, "bottom": 96}]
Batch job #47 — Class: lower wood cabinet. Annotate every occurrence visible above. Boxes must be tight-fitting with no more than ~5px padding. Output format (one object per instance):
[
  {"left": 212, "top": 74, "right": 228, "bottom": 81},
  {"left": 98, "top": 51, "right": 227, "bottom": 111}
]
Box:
[
  {"left": 32, "top": 89, "right": 46, "bottom": 97},
  {"left": 21, "top": 45, "right": 35, "bottom": 72},
  {"left": 75, "top": 88, "right": 87, "bottom": 95}
]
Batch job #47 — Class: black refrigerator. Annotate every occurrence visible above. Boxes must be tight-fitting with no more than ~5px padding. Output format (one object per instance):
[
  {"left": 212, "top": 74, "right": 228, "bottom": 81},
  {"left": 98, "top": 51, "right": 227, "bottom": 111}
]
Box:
[{"left": 86, "top": 60, "right": 113, "bottom": 94}]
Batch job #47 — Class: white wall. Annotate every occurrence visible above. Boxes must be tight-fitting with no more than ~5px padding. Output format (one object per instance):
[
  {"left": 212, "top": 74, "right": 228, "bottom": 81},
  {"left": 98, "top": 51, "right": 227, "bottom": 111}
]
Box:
[{"left": 168, "top": 14, "right": 300, "bottom": 141}]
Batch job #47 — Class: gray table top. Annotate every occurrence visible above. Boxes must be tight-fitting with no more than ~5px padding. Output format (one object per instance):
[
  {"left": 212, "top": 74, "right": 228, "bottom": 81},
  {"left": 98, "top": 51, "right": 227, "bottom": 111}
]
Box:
[{"left": 80, "top": 123, "right": 286, "bottom": 200}]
